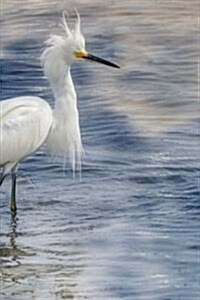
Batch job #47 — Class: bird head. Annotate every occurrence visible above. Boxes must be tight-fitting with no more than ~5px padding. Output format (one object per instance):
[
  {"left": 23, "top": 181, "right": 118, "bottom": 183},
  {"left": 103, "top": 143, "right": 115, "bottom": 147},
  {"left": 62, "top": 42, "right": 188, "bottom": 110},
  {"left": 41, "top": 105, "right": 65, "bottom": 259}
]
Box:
[
  {"left": 58, "top": 11, "right": 120, "bottom": 68},
  {"left": 41, "top": 11, "right": 119, "bottom": 87}
]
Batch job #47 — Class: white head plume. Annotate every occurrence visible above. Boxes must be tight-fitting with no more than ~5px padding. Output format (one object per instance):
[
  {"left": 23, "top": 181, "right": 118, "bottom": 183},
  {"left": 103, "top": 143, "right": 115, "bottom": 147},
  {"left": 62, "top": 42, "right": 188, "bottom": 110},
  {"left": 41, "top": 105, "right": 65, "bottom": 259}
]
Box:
[
  {"left": 61, "top": 11, "right": 72, "bottom": 37},
  {"left": 74, "top": 9, "right": 81, "bottom": 36}
]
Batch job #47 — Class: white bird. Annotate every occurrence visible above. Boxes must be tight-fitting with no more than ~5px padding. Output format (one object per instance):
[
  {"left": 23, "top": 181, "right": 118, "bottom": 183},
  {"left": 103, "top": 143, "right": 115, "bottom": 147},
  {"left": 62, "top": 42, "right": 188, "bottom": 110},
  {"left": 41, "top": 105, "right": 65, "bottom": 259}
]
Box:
[{"left": 0, "top": 12, "right": 119, "bottom": 212}]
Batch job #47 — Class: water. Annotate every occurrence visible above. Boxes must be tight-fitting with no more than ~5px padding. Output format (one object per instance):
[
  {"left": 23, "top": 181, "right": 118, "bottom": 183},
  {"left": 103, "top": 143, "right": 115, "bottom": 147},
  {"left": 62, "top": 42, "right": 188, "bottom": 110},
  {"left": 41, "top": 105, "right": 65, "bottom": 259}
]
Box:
[{"left": 0, "top": 0, "right": 199, "bottom": 299}]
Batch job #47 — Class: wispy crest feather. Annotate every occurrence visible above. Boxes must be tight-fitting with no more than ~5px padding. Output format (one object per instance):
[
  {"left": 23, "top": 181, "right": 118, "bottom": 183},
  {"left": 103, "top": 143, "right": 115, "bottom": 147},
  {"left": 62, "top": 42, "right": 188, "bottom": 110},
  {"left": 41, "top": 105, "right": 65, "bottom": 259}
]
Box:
[
  {"left": 61, "top": 11, "right": 72, "bottom": 37},
  {"left": 74, "top": 9, "right": 81, "bottom": 35}
]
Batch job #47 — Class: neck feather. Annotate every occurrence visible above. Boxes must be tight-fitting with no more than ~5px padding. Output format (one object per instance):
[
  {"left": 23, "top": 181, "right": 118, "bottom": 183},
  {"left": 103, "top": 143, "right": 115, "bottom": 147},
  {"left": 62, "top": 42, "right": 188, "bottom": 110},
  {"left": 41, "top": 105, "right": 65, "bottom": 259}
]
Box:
[{"left": 45, "top": 60, "right": 83, "bottom": 171}]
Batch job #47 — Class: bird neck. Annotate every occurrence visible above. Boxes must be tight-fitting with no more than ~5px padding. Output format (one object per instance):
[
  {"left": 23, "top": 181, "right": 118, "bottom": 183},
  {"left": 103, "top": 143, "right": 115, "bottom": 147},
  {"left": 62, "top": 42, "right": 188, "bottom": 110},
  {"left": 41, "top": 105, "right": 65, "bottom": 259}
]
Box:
[
  {"left": 50, "top": 65, "right": 76, "bottom": 107},
  {"left": 46, "top": 64, "right": 83, "bottom": 171}
]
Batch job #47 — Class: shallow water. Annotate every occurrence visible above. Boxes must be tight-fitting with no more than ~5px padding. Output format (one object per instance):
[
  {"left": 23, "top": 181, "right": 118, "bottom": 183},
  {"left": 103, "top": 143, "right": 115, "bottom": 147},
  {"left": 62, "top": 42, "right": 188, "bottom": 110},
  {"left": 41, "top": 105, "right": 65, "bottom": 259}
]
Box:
[{"left": 0, "top": 0, "right": 199, "bottom": 299}]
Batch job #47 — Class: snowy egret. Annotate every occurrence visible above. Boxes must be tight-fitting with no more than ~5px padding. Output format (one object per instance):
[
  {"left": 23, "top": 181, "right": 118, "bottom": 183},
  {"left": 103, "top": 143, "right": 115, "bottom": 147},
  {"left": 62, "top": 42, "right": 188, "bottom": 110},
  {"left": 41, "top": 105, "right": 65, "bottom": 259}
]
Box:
[{"left": 0, "top": 12, "right": 119, "bottom": 212}]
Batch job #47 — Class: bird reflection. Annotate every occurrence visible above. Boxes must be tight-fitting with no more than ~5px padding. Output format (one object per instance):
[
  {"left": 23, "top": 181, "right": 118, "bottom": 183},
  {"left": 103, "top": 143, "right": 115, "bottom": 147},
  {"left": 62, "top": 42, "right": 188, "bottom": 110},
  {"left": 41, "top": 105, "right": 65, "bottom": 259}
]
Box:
[
  {"left": 0, "top": 212, "right": 24, "bottom": 265},
  {"left": 9, "top": 212, "right": 18, "bottom": 254}
]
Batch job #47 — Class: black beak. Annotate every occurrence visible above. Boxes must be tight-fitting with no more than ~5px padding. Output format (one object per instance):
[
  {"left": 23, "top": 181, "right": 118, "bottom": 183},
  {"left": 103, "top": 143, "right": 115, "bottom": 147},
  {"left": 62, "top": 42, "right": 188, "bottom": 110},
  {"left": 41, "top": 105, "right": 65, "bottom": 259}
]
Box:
[{"left": 84, "top": 53, "right": 120, "bottom": 69}]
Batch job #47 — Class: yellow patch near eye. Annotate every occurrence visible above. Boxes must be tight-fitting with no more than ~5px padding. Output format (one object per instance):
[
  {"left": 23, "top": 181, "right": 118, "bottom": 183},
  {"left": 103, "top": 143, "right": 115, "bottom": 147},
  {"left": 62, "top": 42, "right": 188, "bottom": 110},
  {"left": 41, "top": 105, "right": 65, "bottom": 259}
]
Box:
[{"left": 74, "top": 50, "right": 88, "bottom": 58}]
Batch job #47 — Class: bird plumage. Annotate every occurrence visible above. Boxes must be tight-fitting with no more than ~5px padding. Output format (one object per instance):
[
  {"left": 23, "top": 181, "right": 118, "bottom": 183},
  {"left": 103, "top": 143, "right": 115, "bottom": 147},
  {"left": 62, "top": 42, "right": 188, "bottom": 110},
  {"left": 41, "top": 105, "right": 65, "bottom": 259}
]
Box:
[
  {"left": 0, "top": 96, "right": 52, "bottom": 175},
  {"left": 40, "top": 13, "right": 84, "bottom": 170}
]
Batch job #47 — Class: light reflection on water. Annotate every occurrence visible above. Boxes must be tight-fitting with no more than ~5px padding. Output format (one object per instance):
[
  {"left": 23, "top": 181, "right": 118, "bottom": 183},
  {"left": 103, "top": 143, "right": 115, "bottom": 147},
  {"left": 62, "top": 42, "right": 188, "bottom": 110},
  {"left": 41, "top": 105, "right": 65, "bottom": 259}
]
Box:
[{"left": 0, "top": 0, "right": 199, "bottom": 299}]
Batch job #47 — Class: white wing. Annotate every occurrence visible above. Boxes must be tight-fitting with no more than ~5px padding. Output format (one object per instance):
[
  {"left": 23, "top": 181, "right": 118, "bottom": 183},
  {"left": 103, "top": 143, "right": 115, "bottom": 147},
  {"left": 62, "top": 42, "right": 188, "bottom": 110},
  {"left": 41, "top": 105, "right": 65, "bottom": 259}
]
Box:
[{"left": 0, "top": 96, "right": 53, "bottom": 168}]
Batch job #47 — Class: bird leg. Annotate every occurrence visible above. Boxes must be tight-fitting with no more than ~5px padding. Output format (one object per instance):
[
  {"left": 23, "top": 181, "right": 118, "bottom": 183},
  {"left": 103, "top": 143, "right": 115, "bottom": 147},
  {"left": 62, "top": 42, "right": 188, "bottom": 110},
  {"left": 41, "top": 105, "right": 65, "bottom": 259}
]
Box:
[{"left": 10, "top": 172, "right": 17, "bottom": 212}]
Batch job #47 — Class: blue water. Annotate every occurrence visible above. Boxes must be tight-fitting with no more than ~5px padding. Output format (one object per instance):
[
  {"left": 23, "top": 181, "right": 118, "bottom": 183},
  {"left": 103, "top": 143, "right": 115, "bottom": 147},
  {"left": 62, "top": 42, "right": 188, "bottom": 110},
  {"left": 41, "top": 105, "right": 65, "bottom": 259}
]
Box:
[{"left": 0, "top": 1, "right": 199, "bottom": 299}]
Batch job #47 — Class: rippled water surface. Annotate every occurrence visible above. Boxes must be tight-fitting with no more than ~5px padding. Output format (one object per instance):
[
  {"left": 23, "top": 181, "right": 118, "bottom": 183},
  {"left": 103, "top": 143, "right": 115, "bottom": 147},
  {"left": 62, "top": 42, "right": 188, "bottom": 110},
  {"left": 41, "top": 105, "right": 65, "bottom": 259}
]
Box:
[{"left": 0, "top": 0, "right": 199, "bottom": 299}]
